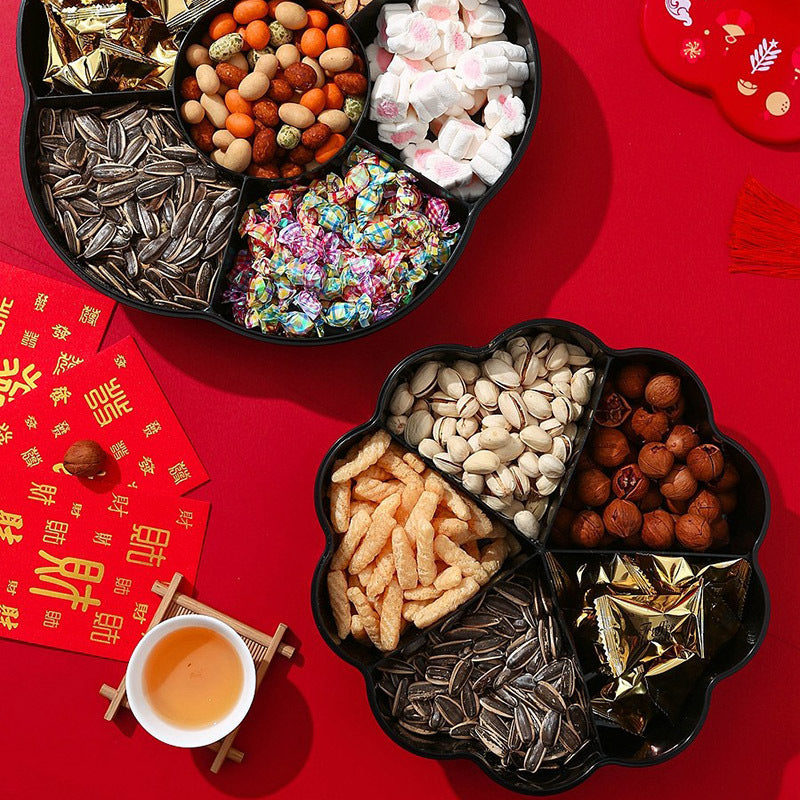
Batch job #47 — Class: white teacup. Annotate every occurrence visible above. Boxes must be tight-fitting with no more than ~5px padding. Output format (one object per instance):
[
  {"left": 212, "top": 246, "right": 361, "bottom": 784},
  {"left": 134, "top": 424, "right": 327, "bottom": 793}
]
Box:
[{"left": 126, "top": 615, "right": 256, "bottom": 748}]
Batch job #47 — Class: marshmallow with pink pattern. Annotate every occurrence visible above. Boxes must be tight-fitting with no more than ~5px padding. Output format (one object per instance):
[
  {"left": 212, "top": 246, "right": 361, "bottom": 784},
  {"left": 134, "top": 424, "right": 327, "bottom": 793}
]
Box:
[
  {"left": 409, "top": 70, "right": 461, "bottom": 123},
  {"left": 378, "top": 109, "right": 429, "bottom": 149},
  {"left": 387, "top": 12, "right": 441, "bottom": 60},
  {"left": 483, "top": 84, "right": 526, "bottom": 137},
  {"left": 462, "top": 0, "right": 506, "bottom": 38},
  {"left": 388, "top": 53, "right": 434, "bottom": 83},
  {"left": 370, "top": 71, "right": 411, "bottom": 122},
  {"left": 403, "top": 139, "right": 441, "bottom": 172},
  {"left": 438, "top": 117, "right": 487, "bottom": 160},
  {"left": 419, "top": 151, "right": 473, "bottom": 189},
  {"left": 454, "top": 47, "right": 509, "bottom": 90},
  {"left": 377, "top": 4, "right": 413, "bottom": 48},
  {"left": 417, "top": 0, "right": 460, "bottom": 23},
  {"left": 429, "top": 21, "right": 472, "bottom": 69},
  {"left": 470, "top": 133, "right": 512, "bottom": 185},
  {"left": 366, "top": 43, "right": 394, "bottom": 81}
]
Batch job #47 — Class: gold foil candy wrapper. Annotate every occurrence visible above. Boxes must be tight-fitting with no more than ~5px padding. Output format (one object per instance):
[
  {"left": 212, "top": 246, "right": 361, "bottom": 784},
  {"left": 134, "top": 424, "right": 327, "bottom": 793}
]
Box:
[
  {"left": 563, "top": 553, "right": 750, "bottom": 736},
  {"left": 41, "top": 0, "right": 179, "bottom": 92}
]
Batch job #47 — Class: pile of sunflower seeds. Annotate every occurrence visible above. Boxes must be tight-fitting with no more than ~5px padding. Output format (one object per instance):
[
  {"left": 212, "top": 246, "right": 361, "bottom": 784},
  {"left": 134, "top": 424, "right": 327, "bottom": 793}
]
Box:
[
  {"left": 37, "top": 103, "right": 240, "bottom": 310},
  {"left": 376, "top": 573, "right": 593, "bottom": 777}
]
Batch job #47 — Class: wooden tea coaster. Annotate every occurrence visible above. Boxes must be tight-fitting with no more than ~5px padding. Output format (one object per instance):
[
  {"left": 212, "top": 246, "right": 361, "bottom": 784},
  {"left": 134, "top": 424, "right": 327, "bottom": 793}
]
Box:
[{"left": 100, "top": 572, "right": 295, "bottom": 772}]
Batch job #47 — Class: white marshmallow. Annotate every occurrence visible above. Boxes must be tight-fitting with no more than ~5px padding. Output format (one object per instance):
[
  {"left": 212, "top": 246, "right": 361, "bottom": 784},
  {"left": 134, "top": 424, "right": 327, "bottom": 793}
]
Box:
[
  {"left": 462, "top": 0, "right": 506, "bottom": 37},
  {"left": 388, "top": 54, "right": 435, "bottom": 83},
  {"left": 431, "top": 109, "right": 467, "bottom": 136},
  {"left": 418, "top": 0, "right": 460, "bottom": 22},
  {"left": 388, "top": 12, "right": 441, "bottom": 60},
  {"left": 438, "top": 117, "right": 487, "bottom": 160},
  {"left": 377, "top": 4, "right": 413, "bottom": 48},
  {"left": 454, "top": 48, "right": 508, "bottom": 89},
  {"left": 429, "top": 21, "right": 472, "bottom": 69},
  {"left": 483, "top": 84, "right": 526, "bottom": 137},
  {"left": 409, "top": 70, "right": 461, "bottom": 123},
  {"left": 366, "top": 43, "right": 395, "bottom": 81},
  {"left": 378, "top": 109, "right": 429, "bottom": 149},
  {"left": 441, "top": 69, "right": 475, "bottom": 113},
  {"left": 370, "top": 72, "right": 411, "bottom": 122},
  {"left": 451, "top": 174, "right": 488, "bottom": 200},
  {"left": 419, "top": 151, "right": 473, "bottom": 189},
  {"left": 458, "top": 0, "right": 482, "bottom": 11},
  {"left": 471, "top": 133, "right": 512, "bottom": 185},
  {"left": 403, "top": 140, "right": 441, "bottom": 172},
  {"left": 474, "top": 41, "right": 529, "bottom": 86}
]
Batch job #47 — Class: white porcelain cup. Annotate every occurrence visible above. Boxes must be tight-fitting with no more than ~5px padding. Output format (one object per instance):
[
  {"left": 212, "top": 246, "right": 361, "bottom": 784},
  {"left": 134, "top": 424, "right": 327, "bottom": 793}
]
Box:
[{"left": 126, "top": 614, "right": 256, "bottom": 748}]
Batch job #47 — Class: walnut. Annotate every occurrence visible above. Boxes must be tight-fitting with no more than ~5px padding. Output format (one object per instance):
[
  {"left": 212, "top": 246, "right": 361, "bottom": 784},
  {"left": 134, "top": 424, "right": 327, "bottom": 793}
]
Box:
[{"left": 63, "top": 440, "right": 106, "bottom": 477}]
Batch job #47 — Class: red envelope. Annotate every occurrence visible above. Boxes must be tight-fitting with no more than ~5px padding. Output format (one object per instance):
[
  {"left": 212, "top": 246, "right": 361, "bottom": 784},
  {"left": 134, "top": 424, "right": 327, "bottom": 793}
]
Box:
[
  {"left": 0, "top": 261, "right": 114, "bottom": 409},
  {"left": 0, "top": 336, "right": 208, "bottom": 496},
  {"left": 0, "top": 472, "right": 209, "bottom": 660}
]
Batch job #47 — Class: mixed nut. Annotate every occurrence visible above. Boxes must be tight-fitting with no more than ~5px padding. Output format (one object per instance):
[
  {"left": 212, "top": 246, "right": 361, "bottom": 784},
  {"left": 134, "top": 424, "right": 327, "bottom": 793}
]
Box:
[
  {"left": 388, "top": 334, "right": 597, "bottom": 538},
  {"left": 555, "top": 364, "right": 741, "bottom": 552}
]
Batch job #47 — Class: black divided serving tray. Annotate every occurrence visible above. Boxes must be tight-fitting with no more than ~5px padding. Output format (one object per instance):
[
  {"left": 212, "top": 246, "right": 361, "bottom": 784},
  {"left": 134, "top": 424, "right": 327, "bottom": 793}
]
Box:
[
  {"left": 17, "top": 0, "right": 541, "bottom": 344},
  {"left": 311, "top": 319, "right": 769, "bottom": 794}
]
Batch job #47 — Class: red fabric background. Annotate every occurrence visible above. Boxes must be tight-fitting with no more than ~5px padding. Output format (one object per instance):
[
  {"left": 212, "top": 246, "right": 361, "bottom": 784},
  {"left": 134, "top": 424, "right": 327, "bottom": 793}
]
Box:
[{"left": 3, "top": 1, "right": 800, "bottom": 797}]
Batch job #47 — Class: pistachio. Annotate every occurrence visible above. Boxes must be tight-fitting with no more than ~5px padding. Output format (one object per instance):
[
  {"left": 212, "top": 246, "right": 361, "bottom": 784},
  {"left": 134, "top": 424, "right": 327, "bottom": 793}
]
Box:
[
  {"left": 453, "top": 359, "right": 481, "bottom": 384},
  {"left": 570, "top": 372, "right": 591, "bottom": 405},
  {"left": 520, "top": 425, "right": 552, "bottom": 453},
  {"left": 386, "top": 414, "right": 407, "bottom": 436},
  {"left": 480, "top": 427, "right": 512, "bottom": 451},
  {"left": 498, "top": 391, "right": 528, "bottom": 429},
  {"left": 528, "top": 378, "right": 554, "bottom": 398},
  {"left": 456, "top": 417, "right": 479, "bottom": 438},
  {"left": 467, "top": 432, "right": 483, "bottom": 452},
  {"left": 539, "top": 454, "right": 566, "bottom": 480},
  {"left": 446, "top": 435, "right": 470, "bottom": 463},
  {"left": 517, "top": 452, "right": 541, "bottom": 478},
  {"left": 463, "top": 450, "right": 501, "bottom": 475},
  {"left": 405, "top": 409, "right": 434, "bottom": 447},
  {"left": 412, "top": 398, "right": 428, "bottom": 412},
  {"left": 552, "top": 396, "right": 573, "bottom": 425},
  {"left": 456, "top": 393, "right": 480, "bottom": 419},
  {"left": 493, "top": 349, "right": 514, "bottom": 366},
  {"left": 481, "top": 494, "right": 508, "bottom": 512},
  {"left": 493, "top": 437, "right": 525, "bottom": 463},
  {"left": 474, "top": 378, "right": 500, "bottom": 410},
  {"left": 526, "top": 497, "right": 549, "bottom": 519},
  {"left": 567, "top": 344, "right": 592, "bottom": 366},
  {"left": 550, "top": 435, "right": 572, "bottom": 463},
  {"left": 481, "top": 414, "right": 513, "bottom": 430},
  {"left": 433, "top": 452, "right": 462, "bottom": 475},
  {"left": 486, "top": 471, "right": 513, "bottom": 498},
  {"left": 462, "top": 472, "right": 485, "bottom": 494},
  {"left": 535, "top": 474, "right": 560, "bottom": 496},
  {"left": 433, "top": 416, "right": 457, "bottom": 446},
  {"left": 419, "top": 438, "right": 444, "bottom": 459},
  {"left": 510, "top": 466, "right": 531, "bottom": 499},
  {"left": 430, "top": 391, "right": 460, "bottom": 418},
  {"left": 521, "top": 389, "right": 552, "bottom": 420},
  {"left": 410, "top": 361, "right": 441, "bottom": 397},
  {"left": 389, "top": 383, "right": 414, "bottom": 416},
  {"left": 545, "top": 343, "right": 570, "bottom": 371},
  {"left": 514, "top": 509, "right": 540, "bottom": 539},
  {"left": 514, "top": 352, "right": 541, "bottom": 387},
  {"left": 540, "top": 417, "right": 565, "bottom": 437},
  {"left": 530, "top": 332, "right": 553, "bottom": 357},
  {"left": 482, "top": 358, "right": 520, "bottom": 389},
  {"left": 552, "top": 382, "right": 572, "bottom": 398},
  {"left": 507, "top": 336, "right": 530, "bottom": 357},
  {"left": 437, "top": 366, "right": 466, "bottom": 399}
]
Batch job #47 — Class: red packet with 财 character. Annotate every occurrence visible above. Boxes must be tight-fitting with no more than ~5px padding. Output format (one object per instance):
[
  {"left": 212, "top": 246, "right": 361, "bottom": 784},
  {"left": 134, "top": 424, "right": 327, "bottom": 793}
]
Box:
[
  {"left": 0, "top": 261, "right": 115, "bottom": 409},
  {"left": 0, "top": 471, "right": 209, "bottom": 660},
  {"left": 0, "top": 336, "right": 208, "bottom": 495}
]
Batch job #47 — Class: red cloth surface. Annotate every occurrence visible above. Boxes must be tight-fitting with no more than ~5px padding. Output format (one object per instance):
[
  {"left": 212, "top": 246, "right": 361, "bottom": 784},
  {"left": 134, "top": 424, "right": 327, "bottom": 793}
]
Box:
[{"left": 3, "top": 1, "right": 800, "bottom": 798}]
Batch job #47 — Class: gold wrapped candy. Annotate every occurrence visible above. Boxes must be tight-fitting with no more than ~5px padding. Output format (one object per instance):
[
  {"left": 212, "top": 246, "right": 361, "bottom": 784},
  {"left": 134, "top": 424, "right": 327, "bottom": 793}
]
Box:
[
  {"left": 557, "top": 553, "right": 750, "bottom": 735},
  {"left": 40, "top": 0, "right": 186, "bottom": 92}
]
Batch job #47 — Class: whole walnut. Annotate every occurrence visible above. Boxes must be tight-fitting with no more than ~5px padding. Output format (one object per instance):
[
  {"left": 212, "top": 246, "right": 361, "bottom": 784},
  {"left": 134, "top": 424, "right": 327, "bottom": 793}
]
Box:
[
  {"left": 660, "top": 465, "right": 698, "bottom": 501},
  {"left": 603, "top": 499, "right": 642, "bottom": 538},
  {"left": 707, "top": 461, "right": 740, "bottom": 493},
  {"left": 716, "top": 491, "right": 738, "bottom": 514},
  {"left": 665, "top": 425, "right": 699, "bottom": 460},
  {"left": 645, "top": 374, "right": 681, "bottom": 409},
  {"left": 611, "top": 464, "right": 650, "bottom": 501},
  {"left": 663, "top": 395, "right": 686, "bottom": 423},
  {"left": 595, "top": 391, "right": 632, "bottom": 428},
  {"left": 575, "top": 468, "right": 611, "bottom": 507},
  {"left": 686, "top": 444, "right": 724, "bottom": 482},
  {"left": 631, "top": 408, "right": 669, "bottom": 442},
  {"left": 570, "top": 510, "right": 605, "bottom": 547},
  {"left": 710, "top": 517, "right": 730, "bottom": 547},
  {"left": 675, "top": 513, "right": 712, "bottom": 551},
  {"left": 664, "top": 497, "right": 689, "bottom": 515},
  {"left": 688, "top": 489, "right": 721, "bottom": 522},
  {"left": 615, "top": 363, "right": 650, "bottom": 400},
  {"left": 591, "top": 428, "right": 631, "bottom": 468},
  {"left": 63, "top": 440, "right": 106, "bottom": 477},
  {"left": 640, "top": 487, "right": 663, "bottom": 513},
  {"left": 638, "top": 442, "right": 674, "bottom": 479},
  {"left": 641, "top": 509, "right": 675, "bottom": 549}
]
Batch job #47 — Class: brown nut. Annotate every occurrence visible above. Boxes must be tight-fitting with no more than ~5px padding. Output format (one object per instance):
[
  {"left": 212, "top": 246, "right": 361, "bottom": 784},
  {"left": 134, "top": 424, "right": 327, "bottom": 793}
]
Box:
[
  {"left": 63, "top": 440, "right": 106, "bottom": 477},
  {"left": 281, "top": 163, "right": 303, "bottom": 178},
  {"left": 289, "top": 144, "right": 315, "bottom": 165},
  {"left": 603, "top": 499, "right": 642, "bottom": 538},
  {"left": 611, "top": 464, "right": 650, "bottom": 501},
  {"left": 716, "top": 491, "right": 738, "bottom": 514},
  {"left": 708, "top": 461, "right": 740, "bottom": 493},
  {"left": 710, "top": 517, "right": 730, "bottom": 547},
  {"left": 616, "top": 363, "right": 650, "bottom": 400},
  {"left": 549, "top": 507, "right": 575, "bottom": 547},
  {"left": 216, "top": 63, "right": 248, "bottom": 89},
  {"left": 268, "top": 78, "right": 294, "bottom": 102},
  {"left": 688, "top": 489, "right": 721, "bottom": 522},
  {"left": 686, "top": 444, "right": 724, "bottom": 482},
  {"left": 570, "top": 510, "right": 605, "bottom": 547},
  {"left": 284, "top": 62, "right": 317, "bottom": 91},
  {"left": 575, "top": 469, "right": 611, "bottom": 507},
  {"left": 645, "top": 374, "right": 682, "bottom": 409},
  {"left": 640, "top": 487, "right": 663, "bottom": 513},
  {"left": 675, "top": 513, "right": 712, "bottom": 551},
  {"left": 660, "top": 465, "right": 698, "bottom": 501},
  {"left": 641, "top": 509, "right": 675, "bottom": 549},
  {"left": 301, "top": 122, "right": 332, "bottom": 149},
  {"left": 252, "top": 128, "right": 277, "bottom": 164},
  {"left": 180, "top": 76, "right": 202, "bottom": 101},
  {"left": 663, "top": 395, "right": 685, "bottom": 422},
  {"left": 638, "top": 441, "right": 674, "bottom": 479},
  {"left": 664, "top": 498, "right": 689, "bottom": 515},
  {"left": 253, "top": 99, "right": 280, "bottom": 126},
  {"left": 631, "top": 407, "right": 669, "bottom": 442},
  {"left": 666, "top": 424, "right": 700, "bottom": 460},
  {"left": 247, "top": 163, "right": 281, "bottom": 178},
  {"left": 334, "top": 71, "right": 368, "bottom": 95},
  {"left": 591, "top": 428, "right": 631, "bottom": 468},
  {"left": 190, "top": 119, "right": 215, "bottom": 152},
  {"left": 595, "top": 391, "right": 632, "bottom": 428}
]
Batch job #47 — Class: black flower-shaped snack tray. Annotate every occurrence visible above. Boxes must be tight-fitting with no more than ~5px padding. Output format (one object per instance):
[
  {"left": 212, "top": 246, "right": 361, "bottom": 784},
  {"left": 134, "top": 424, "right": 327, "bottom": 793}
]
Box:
[
  {"left": 311, "top": 319, "right": 769, "bottom": 794},
  {"left": 17, "top": 0, "right": 541, "bottom": 344}
]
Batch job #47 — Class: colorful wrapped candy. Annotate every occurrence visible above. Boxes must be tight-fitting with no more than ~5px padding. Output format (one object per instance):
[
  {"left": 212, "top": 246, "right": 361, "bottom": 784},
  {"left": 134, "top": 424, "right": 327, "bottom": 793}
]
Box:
[{"left": 223, "top": 147, "right": 460, "bottom": 338}]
